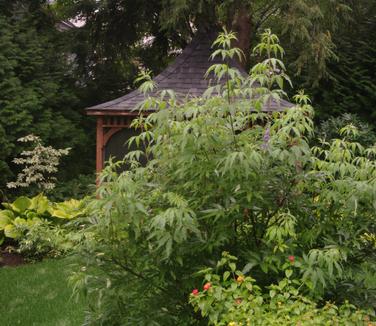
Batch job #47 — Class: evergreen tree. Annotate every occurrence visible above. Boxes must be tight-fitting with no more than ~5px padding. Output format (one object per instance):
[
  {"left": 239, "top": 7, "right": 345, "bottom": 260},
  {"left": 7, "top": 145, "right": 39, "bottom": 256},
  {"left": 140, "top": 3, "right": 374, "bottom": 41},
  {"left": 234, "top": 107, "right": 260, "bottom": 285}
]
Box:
[
  {"left": 55, "top": 0, "right": 376, "bottom": 125},
  {"left": 55, "top": 0, "right": 175, "bottom": 105},
  {"left": 0, "top": 1, "right": 93, "bottom": 196},
  {"left": 56, "top": 0, "right": 351, "bottom": 88},
  {"left": 308, "top": 0, "right": 376, "bottom": 122}
]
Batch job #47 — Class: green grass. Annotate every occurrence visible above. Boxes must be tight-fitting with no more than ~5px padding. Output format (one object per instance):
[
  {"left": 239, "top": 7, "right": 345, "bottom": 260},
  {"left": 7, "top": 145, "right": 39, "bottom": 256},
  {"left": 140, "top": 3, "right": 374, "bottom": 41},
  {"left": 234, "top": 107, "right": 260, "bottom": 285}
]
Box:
[{"left": 0, "top": 258, "right": 84, "bottom": 326}]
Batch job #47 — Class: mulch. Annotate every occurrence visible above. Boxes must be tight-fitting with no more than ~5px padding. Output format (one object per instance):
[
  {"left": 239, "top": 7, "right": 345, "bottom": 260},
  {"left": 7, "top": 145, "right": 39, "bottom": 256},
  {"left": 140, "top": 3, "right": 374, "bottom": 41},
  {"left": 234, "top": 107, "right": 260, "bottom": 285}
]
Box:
[{"left": 0, "top": 248, "right": 25, "bottom": 267}]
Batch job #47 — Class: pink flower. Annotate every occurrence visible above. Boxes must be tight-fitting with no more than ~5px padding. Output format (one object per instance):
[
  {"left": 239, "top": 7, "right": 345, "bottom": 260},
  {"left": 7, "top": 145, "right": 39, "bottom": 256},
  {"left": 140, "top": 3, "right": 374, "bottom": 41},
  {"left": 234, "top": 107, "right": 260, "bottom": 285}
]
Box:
[
  {"left": 191, "top": 289, "right": 199, "bottom": 296},
  {"left": 288, "top": 255, "right": 295, "bottom": 263},
  {"left": 203, "top": 282, "right": 211, "bottom": 291}
]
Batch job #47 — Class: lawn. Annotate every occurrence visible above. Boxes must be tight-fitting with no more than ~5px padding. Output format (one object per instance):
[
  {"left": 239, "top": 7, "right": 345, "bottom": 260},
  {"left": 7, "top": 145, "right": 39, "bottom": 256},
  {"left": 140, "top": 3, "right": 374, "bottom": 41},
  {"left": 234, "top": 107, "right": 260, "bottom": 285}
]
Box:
[{"left": 0, "top": 258, "right": 84, "bottom": 326}]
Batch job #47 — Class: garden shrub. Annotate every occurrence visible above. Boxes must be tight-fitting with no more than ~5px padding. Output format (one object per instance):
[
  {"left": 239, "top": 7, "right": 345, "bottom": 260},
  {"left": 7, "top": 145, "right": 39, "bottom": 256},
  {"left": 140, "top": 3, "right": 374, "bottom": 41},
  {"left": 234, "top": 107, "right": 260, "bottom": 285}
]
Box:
[
  {"left": 190, "top": 252, "right": 373, "bottom": 325},
  {"left": 71, "top": 30, "right": 376, "bottom": 325},
  {"left": 18, "top": 218, "right": 87, "bottom": 259},
  {"left": 7, "top": 134, "right": 70, "bottom": 192}
]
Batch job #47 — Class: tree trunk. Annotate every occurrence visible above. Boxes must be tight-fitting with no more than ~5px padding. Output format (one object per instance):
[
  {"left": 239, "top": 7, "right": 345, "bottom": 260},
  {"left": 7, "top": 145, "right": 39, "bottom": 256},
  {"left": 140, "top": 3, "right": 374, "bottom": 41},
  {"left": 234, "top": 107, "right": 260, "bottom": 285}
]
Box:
[{"left": 231, "top": 6, "right": 252, "bottom": 68}]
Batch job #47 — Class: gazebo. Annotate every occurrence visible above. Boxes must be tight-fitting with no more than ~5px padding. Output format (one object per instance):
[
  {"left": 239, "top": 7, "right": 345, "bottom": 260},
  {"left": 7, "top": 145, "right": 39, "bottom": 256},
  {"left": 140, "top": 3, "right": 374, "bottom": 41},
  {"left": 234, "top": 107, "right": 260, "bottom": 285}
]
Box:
[{"left": 86, "top": 31, "right": 292, "bottom": 174}]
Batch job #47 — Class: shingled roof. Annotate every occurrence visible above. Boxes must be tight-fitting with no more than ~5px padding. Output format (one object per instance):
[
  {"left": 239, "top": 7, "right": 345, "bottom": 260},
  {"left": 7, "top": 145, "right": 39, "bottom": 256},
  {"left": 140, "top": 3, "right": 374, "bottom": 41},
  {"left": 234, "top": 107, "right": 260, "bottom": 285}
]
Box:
[{"left": 86, "top": 30, "right": 293, "bottom": 115}]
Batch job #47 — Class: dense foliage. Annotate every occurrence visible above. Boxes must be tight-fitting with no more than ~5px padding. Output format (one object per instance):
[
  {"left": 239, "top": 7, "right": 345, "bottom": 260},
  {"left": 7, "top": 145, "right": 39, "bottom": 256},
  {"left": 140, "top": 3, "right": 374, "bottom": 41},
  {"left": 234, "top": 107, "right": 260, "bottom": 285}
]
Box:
[
  {"left": 56, "top": 0, "right": 350, "bottom": 80},
  {"left": 190, "top": 253, "right": 372, "bottom": 325},
  {"left": 309, "top": 0, "right": 376, "bottom": 121},
  {"left": 0, "top": 193, "right": 86, "bottom": 258},
  {"left": 317, "top": 113, "right": 376, "bottom": 146},
  {"left": 54, "top": 0, "right": 175, "bottom": 106},
  {"left": 70, "top": 31, "right": 376, "bottom": 325},
  {"left": 0, "top": 1, "right": 93, "bottom": 197},
  {"left": 1, "top": 1, "right": 375, "bottom": 199},
  {"left": 54, "top": 0, "right": 376, "bottom": 130}
]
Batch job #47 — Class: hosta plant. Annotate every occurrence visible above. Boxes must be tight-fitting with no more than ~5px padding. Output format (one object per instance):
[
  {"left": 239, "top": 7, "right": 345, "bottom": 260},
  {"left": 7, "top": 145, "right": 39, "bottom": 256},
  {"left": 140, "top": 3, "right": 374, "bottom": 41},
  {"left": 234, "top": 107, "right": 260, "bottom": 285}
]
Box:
[
  {"left": 0, "top": 193, "right": 86, "bottom": 245},
  {"left": 0, "top": 194, "right": 47, "bottom": 242}
]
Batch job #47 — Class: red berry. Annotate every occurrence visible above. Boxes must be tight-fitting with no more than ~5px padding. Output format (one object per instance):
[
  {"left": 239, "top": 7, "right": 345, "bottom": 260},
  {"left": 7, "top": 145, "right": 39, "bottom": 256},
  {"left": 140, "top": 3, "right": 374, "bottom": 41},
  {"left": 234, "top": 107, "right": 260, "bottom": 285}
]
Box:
[
  {"left": 288, "top": 255, "right": 295, "bottom": 263},
  {"left": 203, "top": 282, "right": 211, "bottom": 291},
  {"left": 191, "top": 289, "right": 199, "bottom": 296}
]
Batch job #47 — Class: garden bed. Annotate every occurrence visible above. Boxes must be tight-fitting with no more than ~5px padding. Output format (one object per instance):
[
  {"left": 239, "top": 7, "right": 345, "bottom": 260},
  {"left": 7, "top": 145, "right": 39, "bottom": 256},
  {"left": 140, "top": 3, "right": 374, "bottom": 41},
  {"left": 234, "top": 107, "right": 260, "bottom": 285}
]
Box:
[{"left": 0, "top": 250, "right": 25, "bottom": 267}]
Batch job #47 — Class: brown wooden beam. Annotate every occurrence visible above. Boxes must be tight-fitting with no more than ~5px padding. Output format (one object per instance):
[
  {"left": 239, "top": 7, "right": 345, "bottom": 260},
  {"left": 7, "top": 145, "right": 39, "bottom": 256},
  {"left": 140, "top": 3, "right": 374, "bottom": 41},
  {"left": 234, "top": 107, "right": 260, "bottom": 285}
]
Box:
[
  {"left": 102, "top": 124, "right": 130, "bottom": 128},
  {"left": 96, "top": 117, "right": 104, "bottom": 184},
  {"left": 86, "top": 110, "right": 150, "bottom": 116}
]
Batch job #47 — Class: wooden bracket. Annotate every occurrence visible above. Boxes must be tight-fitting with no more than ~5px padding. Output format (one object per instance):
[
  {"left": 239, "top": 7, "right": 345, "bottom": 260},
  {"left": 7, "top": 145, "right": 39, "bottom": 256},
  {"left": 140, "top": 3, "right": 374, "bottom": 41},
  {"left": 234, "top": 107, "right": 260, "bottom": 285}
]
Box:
[{"left": 104, "top": 127, "right": 122, "bottom": 147}]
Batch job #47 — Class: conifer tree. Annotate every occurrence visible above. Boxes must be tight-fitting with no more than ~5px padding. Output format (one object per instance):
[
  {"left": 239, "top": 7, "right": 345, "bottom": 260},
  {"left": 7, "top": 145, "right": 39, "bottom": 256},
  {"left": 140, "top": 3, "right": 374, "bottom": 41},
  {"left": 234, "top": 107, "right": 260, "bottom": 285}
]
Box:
[{"left": 0, "top": 1, "right": 91, "bottom": 193}]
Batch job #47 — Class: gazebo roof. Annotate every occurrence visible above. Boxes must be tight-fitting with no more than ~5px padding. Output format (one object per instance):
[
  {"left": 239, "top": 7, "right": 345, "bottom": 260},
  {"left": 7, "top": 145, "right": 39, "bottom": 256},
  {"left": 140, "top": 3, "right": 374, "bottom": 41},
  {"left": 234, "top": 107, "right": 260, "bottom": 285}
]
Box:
[{"left": 86, "top": 31, "right": 293, "bottom": 115}]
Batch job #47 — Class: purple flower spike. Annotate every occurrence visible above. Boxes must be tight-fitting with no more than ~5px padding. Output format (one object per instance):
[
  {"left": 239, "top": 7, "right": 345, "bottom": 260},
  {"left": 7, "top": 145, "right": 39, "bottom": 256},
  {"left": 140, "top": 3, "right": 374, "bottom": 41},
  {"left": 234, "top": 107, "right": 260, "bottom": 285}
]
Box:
[
  {"left": 263, "top": 127, "right": 270, "bottom": 142},
  {"left": 261, "top": 127, "right": 270, "bottom": 150}
]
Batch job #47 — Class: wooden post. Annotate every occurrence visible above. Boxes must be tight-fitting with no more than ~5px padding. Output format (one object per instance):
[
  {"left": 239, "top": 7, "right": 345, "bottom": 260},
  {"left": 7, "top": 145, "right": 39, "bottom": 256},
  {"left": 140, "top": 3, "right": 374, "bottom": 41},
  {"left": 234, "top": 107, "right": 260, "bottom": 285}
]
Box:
[{"left": 96, "top": 117, "right": 104, "bottom": 185}]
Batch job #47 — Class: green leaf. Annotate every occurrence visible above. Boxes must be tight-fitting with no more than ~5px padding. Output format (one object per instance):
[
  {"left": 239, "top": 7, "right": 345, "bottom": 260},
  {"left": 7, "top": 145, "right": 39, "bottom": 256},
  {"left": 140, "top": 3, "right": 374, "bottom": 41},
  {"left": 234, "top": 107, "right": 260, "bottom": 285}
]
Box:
[
  {"left": 49, "top": 199, "right": 83, "bottom": 219},
  {"left": 4, "top": 196, "right": 31, "bottom": 213},
  {"left": 0, "top": 210, "right": 13, "bottom": 229},
  {"left": 223, "top": 271, "right": 230, "bottom": 281},
  {"left": 4, "top": 224, "right": 21, "bottom": 239},
  {"left": 13, "top": 217, "right": 28, "bottom": 227},
  {"left": 285, "top": 269, "right": 293, "bottom": 279},
  {"left": 29, "top": 194, "right": 50, "bottom": 215},
  {"left": 242, "top": 262, "right": 256, "bottom": 274}
]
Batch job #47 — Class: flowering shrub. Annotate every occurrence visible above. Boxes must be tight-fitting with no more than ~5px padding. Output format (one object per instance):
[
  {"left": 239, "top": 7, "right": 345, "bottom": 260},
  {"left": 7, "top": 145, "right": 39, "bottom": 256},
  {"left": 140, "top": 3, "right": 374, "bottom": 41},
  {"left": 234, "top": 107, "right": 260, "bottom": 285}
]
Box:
[
  {"left": 70, "top": 30, "right": 376, "bottom": 324},
  {"left": 190, "top": 252, "right": 374, "bottom": 325},
  {"left": 7, "top": 134, "right": 70, "bottom": 191}
]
